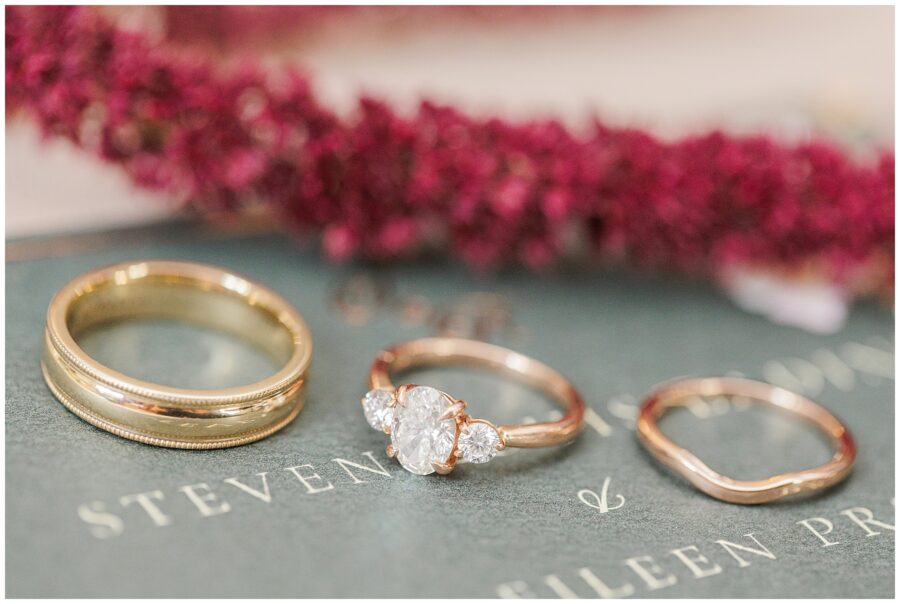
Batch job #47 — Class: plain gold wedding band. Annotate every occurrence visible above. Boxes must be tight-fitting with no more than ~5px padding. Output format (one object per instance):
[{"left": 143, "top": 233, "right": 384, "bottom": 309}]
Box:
[{"left": 41, "top": 260, "right": 312, "bottom": 449}]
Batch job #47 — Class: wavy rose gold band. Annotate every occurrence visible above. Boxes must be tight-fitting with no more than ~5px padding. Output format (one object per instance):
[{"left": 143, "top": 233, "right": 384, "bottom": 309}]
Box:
[{"left": 636, "top": 376, "right": 857, "bottom": 504}]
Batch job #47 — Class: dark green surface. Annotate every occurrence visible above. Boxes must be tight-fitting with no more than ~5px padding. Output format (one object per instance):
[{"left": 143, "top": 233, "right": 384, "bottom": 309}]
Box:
[{"left": 6, "top": 234, "right": 895, "bottom": 597}]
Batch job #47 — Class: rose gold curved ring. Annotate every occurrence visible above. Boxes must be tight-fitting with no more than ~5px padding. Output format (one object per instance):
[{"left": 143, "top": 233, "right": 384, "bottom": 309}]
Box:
[
  {"left": 636, "top": 376, "right": 857, "bottom": 504},
  {"left": 361, "top": 337, "right": 585, "bottom": 475}
]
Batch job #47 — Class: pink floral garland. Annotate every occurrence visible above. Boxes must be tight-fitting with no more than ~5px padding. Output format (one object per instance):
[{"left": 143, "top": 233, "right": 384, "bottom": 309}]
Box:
[{"left": 6, "top": 6, "right": 894, "bottom": 297}]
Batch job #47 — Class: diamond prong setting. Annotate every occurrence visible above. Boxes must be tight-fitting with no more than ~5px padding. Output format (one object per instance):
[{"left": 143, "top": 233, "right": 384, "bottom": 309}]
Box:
[
  {"left": 431, "top": 460, "right": 455, "bottom": 475},
  {"left": 457, "top": 420, "right": 502, "bottom": 464},
  {"left": 362, "top": 384, "right": 505, "bottom": 475},
  {"left": 361, "top": 387, "right": 396, "bottom": 433},
  {"left": 388, "top": 385, "right": 459, "bottom": 475},
  {"left": 439, "top": 400, "right": 467, "bottom": 421}
]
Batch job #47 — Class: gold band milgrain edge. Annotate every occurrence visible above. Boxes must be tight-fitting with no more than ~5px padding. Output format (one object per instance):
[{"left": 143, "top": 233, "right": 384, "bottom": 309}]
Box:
[
  {"left": 42, "top": 362, "right": 305, "bottom": 449},
  {"left": 40, "top": 260, "right": 312, "bottom": 449}
]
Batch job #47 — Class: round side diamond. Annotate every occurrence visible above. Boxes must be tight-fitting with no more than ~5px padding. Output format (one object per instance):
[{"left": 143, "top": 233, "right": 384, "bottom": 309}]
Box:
[
  {"left": 391, "top": 386, "right": 458, "bottom": 475},
  {"left": 362, "top": 389, "right": 394, "bottom": 432},
  {"left": 458, "top": 422, "right": 501, "bottom": 464}
]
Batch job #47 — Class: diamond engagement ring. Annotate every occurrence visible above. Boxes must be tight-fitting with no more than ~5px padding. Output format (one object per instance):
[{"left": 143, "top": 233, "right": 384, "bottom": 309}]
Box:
[{"left": 361, "top": 337, "right": 586, "bottom": 475}]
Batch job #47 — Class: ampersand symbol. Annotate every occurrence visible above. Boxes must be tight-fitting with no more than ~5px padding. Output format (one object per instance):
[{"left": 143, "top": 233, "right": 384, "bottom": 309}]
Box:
[{"left": 577, "top": 477, "right": 625, "bottom": 513}]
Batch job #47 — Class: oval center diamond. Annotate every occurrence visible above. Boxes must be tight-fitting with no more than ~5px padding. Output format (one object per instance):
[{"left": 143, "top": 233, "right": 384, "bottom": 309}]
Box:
[{"left": 391, "top": 386, "right": 458, "bottom": 475}]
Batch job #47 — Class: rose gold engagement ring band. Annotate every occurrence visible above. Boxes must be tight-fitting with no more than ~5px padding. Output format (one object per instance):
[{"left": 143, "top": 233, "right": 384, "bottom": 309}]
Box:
[
  {"left": 636, "top": 376, "right": 857, "bottom": 504},
  {"left": 361, "top": 337, "right": 586, "bottom": 475}
]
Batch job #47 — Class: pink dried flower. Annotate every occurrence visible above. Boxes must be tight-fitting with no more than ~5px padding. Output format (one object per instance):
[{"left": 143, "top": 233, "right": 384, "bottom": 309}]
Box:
[{"left": 5, "top": 6, "right": 894, "bottom": 300}]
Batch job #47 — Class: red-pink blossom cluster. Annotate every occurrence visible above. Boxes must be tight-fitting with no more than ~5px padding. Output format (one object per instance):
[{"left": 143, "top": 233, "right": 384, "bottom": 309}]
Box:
[{"left": 6, "top": 7, "right": 894, "bottom": 295}]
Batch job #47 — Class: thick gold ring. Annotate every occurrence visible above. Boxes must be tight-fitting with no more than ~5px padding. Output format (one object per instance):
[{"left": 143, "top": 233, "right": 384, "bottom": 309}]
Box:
[
  {"left": 41, "top": 260, "right": 312, "bottom": 449},
  {"left": 636, "top": 377, "right": 857, "bottom": 504},
  {"left": 362, "top": 337, "right": 585, "bottom": 475}
]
